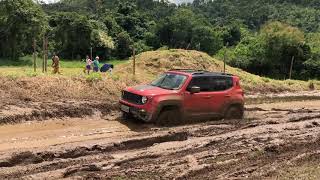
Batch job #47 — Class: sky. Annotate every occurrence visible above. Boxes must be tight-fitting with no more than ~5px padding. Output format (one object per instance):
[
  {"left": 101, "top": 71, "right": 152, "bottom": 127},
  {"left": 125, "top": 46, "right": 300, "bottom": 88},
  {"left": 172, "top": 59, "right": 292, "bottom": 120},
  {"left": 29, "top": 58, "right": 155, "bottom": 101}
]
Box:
[
  {"left": 41, "top": 0, "right": 193, "bottom": 4},
  {"left": 42, "top": 0, "right": 59, "bottom": 3}
]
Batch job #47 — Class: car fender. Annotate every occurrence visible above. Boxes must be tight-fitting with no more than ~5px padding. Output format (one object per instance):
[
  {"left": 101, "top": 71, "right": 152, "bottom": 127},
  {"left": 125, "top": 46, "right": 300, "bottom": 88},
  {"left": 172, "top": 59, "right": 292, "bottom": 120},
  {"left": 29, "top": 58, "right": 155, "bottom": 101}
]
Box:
[
  {"left": 222, "top": 100, "right": 244, "bottom": 116},
  {"left": 151, "top": 96, "right": 183, "bottom": 122}
]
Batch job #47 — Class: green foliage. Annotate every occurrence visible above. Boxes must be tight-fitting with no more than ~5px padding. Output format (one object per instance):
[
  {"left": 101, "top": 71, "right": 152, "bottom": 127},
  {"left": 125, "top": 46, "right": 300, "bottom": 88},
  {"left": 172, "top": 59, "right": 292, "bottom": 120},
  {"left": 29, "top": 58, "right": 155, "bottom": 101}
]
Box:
[
  {"left": 134, "top": 40, "right": 152, "bottom": 55},
  {"left": 191, "top": 26, "right": 223, "bottom": 55},
  {"left": 49, "top": 12, "right": 92, "bottom": 59},
  {"left": 0, "top": 0, "right": 46, "bottom": 59},
  {"left": 116, "top": 31, "right": 133, "bottom": 59},
  {"left": 1, "top": 0, "right": 320, "bottom": 79},
  {"left": 86, "top": 72, "right": 102, "bottom": 82}
]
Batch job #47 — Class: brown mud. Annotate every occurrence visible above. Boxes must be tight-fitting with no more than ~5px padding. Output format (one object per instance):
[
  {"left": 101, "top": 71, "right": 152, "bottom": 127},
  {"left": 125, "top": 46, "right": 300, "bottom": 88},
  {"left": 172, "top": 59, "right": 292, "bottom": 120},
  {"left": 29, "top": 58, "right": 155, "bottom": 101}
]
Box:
[{"left": 0, "top": 95, "right": 319, "bottom": 179}]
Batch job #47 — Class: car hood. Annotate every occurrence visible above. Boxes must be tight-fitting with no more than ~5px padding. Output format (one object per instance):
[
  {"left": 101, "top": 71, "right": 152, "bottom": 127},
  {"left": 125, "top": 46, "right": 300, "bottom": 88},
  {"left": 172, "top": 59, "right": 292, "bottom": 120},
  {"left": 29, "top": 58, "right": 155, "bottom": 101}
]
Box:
[{"left": 125, "top": 85, "right": 176, "bottom": 96}]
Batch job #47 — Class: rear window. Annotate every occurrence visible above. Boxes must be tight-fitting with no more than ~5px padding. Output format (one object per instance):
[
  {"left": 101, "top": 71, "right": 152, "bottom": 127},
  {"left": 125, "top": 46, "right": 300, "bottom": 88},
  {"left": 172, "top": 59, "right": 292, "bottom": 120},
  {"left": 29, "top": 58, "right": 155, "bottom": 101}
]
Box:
[
  {"left": 187, "top": 76, "right": 233, "bottom": 92},
  {"left": 211, "top": 77, "right": 233, "bottom": 91}
]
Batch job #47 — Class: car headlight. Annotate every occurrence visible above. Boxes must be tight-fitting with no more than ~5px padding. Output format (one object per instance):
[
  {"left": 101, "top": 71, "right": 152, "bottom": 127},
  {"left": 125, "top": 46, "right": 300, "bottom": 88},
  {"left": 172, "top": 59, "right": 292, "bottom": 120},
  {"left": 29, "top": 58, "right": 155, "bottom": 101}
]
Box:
[{"left": 141, "top": 96, "right": 148, "bottom": 104}]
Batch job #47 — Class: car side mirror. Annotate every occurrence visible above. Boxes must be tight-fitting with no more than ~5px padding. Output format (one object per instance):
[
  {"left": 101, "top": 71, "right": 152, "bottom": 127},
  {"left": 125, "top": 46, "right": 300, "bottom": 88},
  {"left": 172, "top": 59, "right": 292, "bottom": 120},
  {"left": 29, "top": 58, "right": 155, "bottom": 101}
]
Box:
[{"left": 189, "top": 86, "right": 200, "bottom": 94}]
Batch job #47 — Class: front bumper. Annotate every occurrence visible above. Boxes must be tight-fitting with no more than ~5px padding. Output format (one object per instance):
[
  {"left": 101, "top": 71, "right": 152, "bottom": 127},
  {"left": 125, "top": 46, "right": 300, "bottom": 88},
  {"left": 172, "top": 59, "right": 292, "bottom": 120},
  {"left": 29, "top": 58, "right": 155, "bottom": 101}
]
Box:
[{"left": 119, "top": 101, "right": 153, "bottom": 122}]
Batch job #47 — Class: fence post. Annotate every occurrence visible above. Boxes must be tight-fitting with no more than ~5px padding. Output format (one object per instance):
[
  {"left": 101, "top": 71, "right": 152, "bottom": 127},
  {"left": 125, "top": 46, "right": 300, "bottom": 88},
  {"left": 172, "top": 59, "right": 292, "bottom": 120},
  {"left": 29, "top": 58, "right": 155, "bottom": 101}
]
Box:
[
  {"left": 90, "top": 47, "right": 93, "bottom": 61},
  {"left": 33, "top": 39, "right": 36, "bottom": 72},
  {"left": 42, "top": 36, "right": 45, "bottom": 73},
  {"left": 223, "top": 47, "right": 226, "bottom": 73},
  {"left": 289, "top": 56, "right": 295, "bottom": 79},
  {"left": 45, "top": 37, "right": 48, "bottom": 72},
  {"left": 223, "top": 43, "right": 229, "bottom": 74},
  {"left": 133, "top": 47, "right": 136, "bottom": 75}
]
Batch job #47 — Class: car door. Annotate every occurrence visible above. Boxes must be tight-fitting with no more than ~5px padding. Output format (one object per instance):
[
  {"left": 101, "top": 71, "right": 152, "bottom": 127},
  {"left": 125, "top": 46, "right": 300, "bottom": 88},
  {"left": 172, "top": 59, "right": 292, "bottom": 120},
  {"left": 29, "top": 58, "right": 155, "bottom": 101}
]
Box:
[
  {"left": 209, "top": 76, "right": 234, "bottom": 114},
  {"left": 183, "top": 76, "right": 213, "bottom": 117}
]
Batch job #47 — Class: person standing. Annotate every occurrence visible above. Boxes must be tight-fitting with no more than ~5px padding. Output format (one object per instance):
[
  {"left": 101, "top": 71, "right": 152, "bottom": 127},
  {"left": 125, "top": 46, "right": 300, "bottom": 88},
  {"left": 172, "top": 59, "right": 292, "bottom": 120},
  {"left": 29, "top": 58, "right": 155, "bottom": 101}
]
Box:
[
  {"left": 93, "top": 56, "right": 100, "bottom": 72},
  {"left": 85, "top": 55, "right": 92, "bottom": 74},
  {"left": 52, "top": 53, "right": 60, "bottom": 74}
]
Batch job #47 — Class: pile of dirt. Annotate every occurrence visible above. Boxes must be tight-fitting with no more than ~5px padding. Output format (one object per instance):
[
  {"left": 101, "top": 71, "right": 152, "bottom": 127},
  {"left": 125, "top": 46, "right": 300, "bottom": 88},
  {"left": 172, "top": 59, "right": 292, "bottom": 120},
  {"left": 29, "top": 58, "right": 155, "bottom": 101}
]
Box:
[
  {"left": 0, "top": 76, "right": 125, "bottom": 104},
  {"left": 117, "top": 49, "right": 319, "bottom": 93},
  {"left": 1, "top": 49, "right": 319, "bottom": 106}
]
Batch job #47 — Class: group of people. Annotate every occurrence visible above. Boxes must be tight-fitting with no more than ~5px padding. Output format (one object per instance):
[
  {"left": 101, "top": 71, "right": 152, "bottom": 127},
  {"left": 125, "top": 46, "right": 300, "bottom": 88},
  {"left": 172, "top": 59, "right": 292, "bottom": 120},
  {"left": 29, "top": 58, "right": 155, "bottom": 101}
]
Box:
[
  {"left": 50, "top": 53, "right": 114, "bottom": 75},
  {"left": 84, "top": 55, "right": 113, "bottom": 75}
]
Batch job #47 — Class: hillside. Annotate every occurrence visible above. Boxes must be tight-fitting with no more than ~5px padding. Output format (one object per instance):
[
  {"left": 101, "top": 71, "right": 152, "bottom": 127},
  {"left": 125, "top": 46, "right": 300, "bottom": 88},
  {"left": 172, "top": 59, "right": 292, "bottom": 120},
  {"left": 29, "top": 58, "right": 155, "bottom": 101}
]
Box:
[
  {"left": 116, "top": 49, "right": 319, "bottom": 93},
  {"left": 2, "top": 0, "right": 320, "bottom": 80},
  {"left": 0, "top": 50, "right": 318, "bottom": 106}
]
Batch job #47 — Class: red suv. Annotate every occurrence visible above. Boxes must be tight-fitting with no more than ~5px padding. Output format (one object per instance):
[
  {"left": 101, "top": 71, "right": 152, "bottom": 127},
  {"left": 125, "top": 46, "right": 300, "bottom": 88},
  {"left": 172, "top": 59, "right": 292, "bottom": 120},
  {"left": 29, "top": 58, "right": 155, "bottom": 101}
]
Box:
[{"left": 119, "top": 69, "right": 244, "bottom": 124}]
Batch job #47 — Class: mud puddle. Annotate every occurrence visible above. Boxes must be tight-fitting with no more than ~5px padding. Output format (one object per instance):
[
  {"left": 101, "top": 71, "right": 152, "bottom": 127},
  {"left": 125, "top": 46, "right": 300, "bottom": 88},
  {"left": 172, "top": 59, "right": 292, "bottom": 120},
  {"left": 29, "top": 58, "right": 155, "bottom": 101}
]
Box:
[
  {"left": 0, "top": 98, "right": 319, "bottom": 179},
  {"left": 0, "top": 117, "right": 134, "bottom": 152}
]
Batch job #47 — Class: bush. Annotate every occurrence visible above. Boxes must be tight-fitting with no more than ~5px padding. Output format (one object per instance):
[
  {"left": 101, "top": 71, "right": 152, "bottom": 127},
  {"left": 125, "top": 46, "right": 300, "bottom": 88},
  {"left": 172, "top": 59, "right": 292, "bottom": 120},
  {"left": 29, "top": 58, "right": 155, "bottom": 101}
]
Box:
[{"left": 86, "top": 73, "right": 102, "bottom": 82}]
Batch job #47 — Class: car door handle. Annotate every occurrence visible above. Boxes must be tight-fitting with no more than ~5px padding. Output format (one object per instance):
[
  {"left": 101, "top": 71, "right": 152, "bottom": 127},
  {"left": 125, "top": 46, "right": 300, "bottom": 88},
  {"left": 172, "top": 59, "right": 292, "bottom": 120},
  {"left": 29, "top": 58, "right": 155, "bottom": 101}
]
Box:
[
  {"left": 203, "top": 96, "right": 212, "bottom": 99},
  {"left": 225, "top": 95, "right": 231, "bottom": 97}
]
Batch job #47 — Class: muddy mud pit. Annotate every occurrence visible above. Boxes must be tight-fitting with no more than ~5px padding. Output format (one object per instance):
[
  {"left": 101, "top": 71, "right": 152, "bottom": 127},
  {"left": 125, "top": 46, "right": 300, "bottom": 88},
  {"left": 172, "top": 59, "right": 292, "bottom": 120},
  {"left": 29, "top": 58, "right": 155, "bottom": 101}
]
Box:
[{"left": 0, "top": 93, "right": 319, "bottom": 179}]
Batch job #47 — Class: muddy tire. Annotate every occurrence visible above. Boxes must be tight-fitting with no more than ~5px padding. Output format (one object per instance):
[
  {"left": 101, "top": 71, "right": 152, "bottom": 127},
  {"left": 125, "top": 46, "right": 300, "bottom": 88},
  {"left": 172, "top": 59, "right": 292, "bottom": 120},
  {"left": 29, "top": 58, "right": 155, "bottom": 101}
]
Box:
[
  {"left": 156, "top": 108, "right": 181, "bottom": 126},
  {"left": 224, "top": 105, "right": 244, "bottom": 120}
]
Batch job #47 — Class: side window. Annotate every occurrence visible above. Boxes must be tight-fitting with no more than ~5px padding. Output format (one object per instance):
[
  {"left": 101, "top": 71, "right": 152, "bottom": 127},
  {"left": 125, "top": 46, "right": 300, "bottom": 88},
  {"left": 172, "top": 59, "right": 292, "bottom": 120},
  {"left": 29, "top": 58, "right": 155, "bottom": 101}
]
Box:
[
  {"left": 187, "top": 76, "right": 211, "bottom": 92},
  {"left": 211, "top": 77, "right": 233, "bottom": 91}
]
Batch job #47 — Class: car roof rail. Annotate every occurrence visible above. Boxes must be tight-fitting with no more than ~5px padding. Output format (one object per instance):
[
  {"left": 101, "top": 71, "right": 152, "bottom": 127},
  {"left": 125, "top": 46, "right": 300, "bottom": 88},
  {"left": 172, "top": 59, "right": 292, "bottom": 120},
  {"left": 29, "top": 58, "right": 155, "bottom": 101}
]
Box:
[
  {"left": 169, "top": 69, "right": 210, "bottom": 72},
  {"left": 169, "top": 69, "right": 233, "bottom": 76},
  {"left": 193, "top": 72, "right": 234, "bottom": 76}
]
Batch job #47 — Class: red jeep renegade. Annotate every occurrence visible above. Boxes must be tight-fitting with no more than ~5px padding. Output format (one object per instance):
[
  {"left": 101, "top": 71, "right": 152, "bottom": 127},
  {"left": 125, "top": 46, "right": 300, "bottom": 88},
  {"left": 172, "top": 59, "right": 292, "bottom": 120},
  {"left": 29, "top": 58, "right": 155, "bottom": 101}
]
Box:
[{"left": 119, "top": 69, "right": 244, "bottom": 124}]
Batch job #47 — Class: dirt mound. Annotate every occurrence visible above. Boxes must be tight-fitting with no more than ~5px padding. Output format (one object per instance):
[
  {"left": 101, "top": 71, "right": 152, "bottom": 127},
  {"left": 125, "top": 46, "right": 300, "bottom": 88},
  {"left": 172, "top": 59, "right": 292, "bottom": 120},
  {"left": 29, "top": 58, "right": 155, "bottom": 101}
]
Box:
[
  {"left": 136, "top": 49, "right": 223, "bottom": 74},
  {"left": 0, "top": 76, "right": 125, "bottom": 105},
  {"left": 117, "top": 49, "right": 319, "bottom": 93}
]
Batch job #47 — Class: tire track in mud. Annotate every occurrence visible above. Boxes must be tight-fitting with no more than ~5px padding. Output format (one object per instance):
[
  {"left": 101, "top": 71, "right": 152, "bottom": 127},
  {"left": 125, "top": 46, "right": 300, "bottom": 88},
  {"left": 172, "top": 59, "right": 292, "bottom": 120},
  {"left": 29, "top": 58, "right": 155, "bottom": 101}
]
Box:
[
  {"left": 0, "top": 101, "right": 320, "bottom": 179},
  {"left": 0, "top": 131, "right": 189, "bottom": 179},
  {"left": 0, "top": 101, "right": 118, "bottom": 125},
  {"left": 59, "top": 107, "right": 320, "bottom": 179},
  {"left": 0, "top": 131, "right": 188, "bottom": 168}
]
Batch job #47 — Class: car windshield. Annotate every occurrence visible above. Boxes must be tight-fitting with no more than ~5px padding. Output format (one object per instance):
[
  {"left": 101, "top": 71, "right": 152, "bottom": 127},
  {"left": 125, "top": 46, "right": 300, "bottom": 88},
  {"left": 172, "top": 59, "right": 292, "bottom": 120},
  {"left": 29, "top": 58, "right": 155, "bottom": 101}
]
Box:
[{"left": 150, "top": 73, "right": 187, "bottom": 90}]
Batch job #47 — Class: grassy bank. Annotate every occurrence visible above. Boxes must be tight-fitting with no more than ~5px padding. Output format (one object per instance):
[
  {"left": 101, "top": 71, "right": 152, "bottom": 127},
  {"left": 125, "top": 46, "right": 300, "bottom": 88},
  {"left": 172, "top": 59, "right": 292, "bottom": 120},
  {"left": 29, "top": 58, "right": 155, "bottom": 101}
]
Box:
[
  {"left": 0, "top": 50, "right": 319, "bottom": 104},
  {"left": 0, "top": 56, "right": 127, "bottom": 77}
]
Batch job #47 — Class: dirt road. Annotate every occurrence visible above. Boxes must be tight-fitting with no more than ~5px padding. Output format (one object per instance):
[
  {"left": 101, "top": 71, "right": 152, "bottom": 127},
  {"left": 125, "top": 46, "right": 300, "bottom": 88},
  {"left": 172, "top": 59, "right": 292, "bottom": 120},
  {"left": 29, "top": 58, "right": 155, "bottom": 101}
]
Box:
[{"left": 0, "top": 99, "right": 319, "bottom": 179}]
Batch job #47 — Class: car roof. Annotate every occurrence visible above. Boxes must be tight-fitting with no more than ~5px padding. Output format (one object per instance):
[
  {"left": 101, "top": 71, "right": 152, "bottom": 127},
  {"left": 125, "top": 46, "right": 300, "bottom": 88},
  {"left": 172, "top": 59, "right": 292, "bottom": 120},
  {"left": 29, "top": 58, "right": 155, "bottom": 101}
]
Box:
[{"left": 168, "top": 69, "right": 233, "bottom": 77}]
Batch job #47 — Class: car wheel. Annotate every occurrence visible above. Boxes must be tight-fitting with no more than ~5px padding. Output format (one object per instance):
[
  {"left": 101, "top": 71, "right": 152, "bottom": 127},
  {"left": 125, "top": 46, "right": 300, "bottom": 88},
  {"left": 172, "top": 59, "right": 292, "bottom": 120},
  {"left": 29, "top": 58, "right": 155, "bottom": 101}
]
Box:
[
  {"left": 156, "top": 109, "right": 181, "bottom": 126},
  {"left": 224, "top": 105, "right": 244, "bottom": 120}
]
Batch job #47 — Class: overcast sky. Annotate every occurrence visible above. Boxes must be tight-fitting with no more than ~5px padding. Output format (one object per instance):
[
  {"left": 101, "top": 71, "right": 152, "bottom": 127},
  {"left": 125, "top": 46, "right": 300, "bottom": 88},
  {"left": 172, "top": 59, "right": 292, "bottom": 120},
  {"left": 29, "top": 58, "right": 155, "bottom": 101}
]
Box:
[{"left": 42, "top": 0, "right": 59, "bottom": 3}]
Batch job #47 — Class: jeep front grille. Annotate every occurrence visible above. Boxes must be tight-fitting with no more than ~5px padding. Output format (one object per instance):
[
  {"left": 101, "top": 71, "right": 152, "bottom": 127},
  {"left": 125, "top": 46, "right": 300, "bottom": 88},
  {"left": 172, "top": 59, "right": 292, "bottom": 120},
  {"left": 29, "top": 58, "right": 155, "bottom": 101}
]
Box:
[{"left": 122, "top": 91, "right": 143, "bottom": 105}]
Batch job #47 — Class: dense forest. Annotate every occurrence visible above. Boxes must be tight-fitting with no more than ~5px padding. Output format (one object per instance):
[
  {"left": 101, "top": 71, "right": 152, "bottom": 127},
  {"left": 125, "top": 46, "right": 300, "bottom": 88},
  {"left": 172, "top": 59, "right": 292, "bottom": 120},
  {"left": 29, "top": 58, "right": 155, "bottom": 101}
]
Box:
[{"left": 0, "top": 0, "right": 319, "bottom": 79}]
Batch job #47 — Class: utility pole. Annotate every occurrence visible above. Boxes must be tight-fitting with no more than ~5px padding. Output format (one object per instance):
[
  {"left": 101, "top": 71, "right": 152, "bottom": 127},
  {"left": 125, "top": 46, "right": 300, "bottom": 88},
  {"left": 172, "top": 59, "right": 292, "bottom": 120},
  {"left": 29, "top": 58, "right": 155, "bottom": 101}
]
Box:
[
  {"left": 33, "top": 39, "right": 36, "bottom": 72},
  {"left": 289, "top": 56, "right": 295, "bottom": 79},
  {"left": 133, "top": 47, "right": 136, "bottom": 75}
]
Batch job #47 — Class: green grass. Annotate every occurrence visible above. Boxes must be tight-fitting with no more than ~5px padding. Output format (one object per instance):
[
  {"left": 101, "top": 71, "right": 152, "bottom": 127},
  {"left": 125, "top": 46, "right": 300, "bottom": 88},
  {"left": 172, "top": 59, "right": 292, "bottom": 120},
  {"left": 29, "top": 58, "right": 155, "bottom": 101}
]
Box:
[{"left": 0, "top": 56, "right": 128, "bottom": 77}]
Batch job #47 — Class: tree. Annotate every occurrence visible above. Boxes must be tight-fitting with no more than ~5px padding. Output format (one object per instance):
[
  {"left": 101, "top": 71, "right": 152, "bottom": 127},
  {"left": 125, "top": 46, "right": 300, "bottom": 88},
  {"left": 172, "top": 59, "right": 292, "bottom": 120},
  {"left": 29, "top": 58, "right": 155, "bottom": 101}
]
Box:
[
  {"left": 0, "top": 0, "right": 46, "bottom": 59},
  {"left": 191, "top": 26, "right": 223, "bottom": 55},
  {"left": 49, "top": 12, "right": 92, "bottom": 59},
  {"left": 116, "top": 31, "right": 133, "bottom": 59},
  {"left": 261, "top": 21, "right": 309, "bottom": 78}
]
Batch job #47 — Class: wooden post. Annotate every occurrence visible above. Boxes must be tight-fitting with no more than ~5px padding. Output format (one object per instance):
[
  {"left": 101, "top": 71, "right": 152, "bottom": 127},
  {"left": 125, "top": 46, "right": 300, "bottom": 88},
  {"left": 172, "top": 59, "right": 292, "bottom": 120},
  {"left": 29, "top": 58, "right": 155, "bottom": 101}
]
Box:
[
  {"left": 42, "top": 36, "right": 45, "bottom": 73},
  {"left": 133, "top": 47, "right": 136, "bottom": 75},
  {"left": 33, "top": 39, "right": 36, "bottom": 72},
  {"left": 45, "top": 37, "right": 48, "bottom": 72},
  {"left": 223, "top": 46, "right": 226, "bottom": 73},
  {"left": 289, "top": 56, "right": 295, "bottom": 79},
  {"left": 223, "top": 43, "right": 229, "bottom": 74},
  {"left": 90, "top": 47, "right": 93, "bottom": 61}
]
